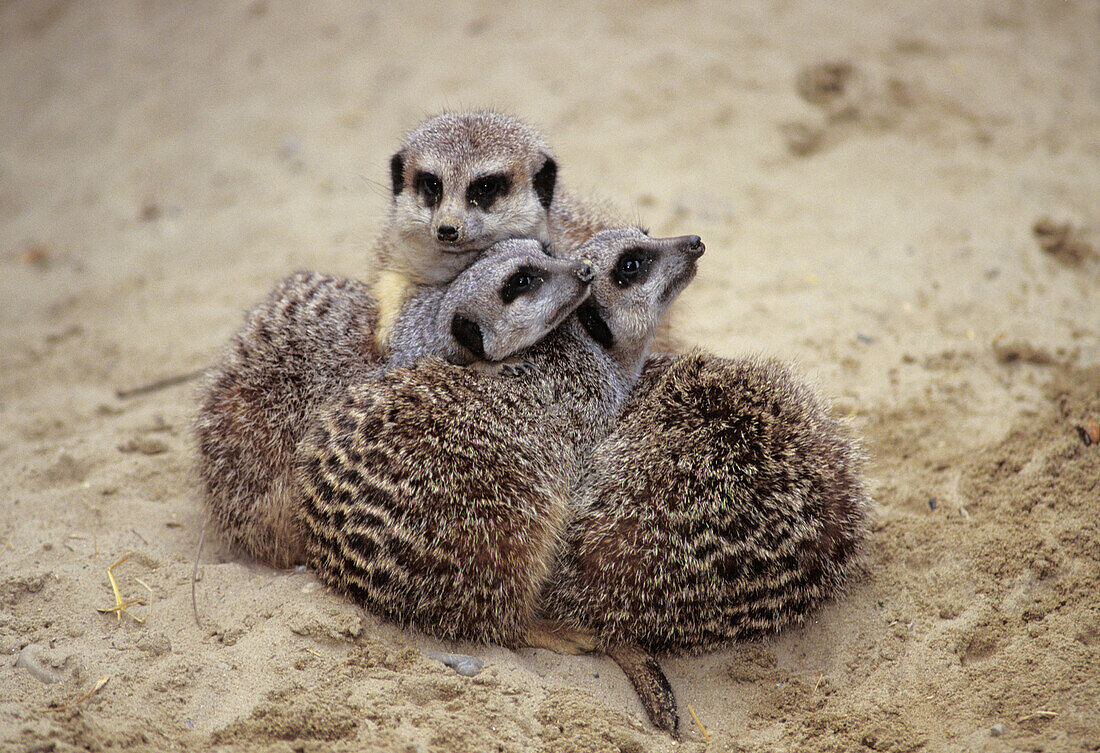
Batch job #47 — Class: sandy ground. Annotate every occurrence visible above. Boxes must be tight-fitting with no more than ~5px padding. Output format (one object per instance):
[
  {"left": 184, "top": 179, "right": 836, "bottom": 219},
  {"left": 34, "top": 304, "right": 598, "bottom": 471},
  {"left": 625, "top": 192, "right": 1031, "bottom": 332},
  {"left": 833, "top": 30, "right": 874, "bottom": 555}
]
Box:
[{"left": 2, "top": 1, "right": 1099, "bottom": 751}]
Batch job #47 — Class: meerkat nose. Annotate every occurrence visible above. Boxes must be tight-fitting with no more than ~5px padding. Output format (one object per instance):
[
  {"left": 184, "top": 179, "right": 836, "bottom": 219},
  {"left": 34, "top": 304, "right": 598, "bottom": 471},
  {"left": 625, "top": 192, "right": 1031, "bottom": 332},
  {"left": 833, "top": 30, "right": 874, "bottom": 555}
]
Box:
[
  {"left": 437, "top": 224, "right": 460, "bottom": 243},
  {"left": 682, "top": 235, "right": 705, "bottom": 256},
  {"left": 574, "top": 261, "right": 594, "bottom": 283}
]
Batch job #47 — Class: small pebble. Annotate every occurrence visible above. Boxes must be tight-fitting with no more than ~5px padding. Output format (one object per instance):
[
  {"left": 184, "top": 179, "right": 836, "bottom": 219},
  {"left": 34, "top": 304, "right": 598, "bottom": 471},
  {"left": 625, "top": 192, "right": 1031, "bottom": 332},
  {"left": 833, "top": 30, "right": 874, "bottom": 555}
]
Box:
[
  {"left": 22, "top": 243, "right": 51, "bottom": 268},
  {"left": 427, "top": 652, "right": 484, "bottom": 677},
  {"left": 118, "top": 437, "right": 168, "bottom": 455},
  {"left": 139, "top": 201, "right": 161, "bottom": 222},
  {"left": 15, "top": 644, "right": 61, "bottom": 684},
  {"left": 1078, "top": 416, "right": 1100, "bottom": 446},
  {"left": 780, "top": 121, "right": 825, "bottom": 156},
  {"left": 990, "top": 723, "right": 1005, "bottom": 737}
]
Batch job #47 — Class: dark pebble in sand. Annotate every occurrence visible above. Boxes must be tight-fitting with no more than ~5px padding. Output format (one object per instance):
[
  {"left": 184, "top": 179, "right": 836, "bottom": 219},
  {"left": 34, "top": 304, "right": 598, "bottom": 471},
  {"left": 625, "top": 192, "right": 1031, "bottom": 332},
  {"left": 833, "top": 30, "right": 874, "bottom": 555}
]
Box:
[{"left": 118, "top": 437, "right": 168, "bottom": 455}]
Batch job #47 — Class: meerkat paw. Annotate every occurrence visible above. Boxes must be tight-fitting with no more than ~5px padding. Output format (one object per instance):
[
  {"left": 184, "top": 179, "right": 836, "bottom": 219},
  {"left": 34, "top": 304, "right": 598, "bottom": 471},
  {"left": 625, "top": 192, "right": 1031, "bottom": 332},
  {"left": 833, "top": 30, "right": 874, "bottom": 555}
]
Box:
[
  {"left": 499, "top": 358, "right": 536, "bottom": 377},
  {"left": 522, "top": 619, "right": 597, "bottom": 654}
]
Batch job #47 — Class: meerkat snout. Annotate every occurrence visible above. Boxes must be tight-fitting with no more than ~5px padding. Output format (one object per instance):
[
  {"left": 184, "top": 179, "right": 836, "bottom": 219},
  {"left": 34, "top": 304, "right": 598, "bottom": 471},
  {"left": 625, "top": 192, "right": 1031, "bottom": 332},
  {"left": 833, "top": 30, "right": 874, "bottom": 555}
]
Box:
[
  {"left": 575, "top": 261, "right": 594, "bottom": 283},
  {"left": 436, "top": 222, "right": 461, "bottom": 243},
  {"left": 675, "top": 235, "right": 705, "bottom": 256}
]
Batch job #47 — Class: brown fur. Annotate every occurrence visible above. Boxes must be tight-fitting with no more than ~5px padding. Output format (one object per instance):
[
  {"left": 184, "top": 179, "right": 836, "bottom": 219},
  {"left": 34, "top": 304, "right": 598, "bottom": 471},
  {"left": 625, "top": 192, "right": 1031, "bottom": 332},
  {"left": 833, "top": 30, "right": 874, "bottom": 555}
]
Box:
[
  {"left": 194, "top": 272, "right": 381, "bottom": 568},
  {"left": 544, "top": 351, "right": 870, "bottom": 650},
  {"left": 540, "top": 352, "right": 870, "bottom": 732},
  {"left": 295, "top": 229, "right": 702, "bottom": 646},
  {"left": 296, "top": 359, "right": 577, "bottom": 645}
]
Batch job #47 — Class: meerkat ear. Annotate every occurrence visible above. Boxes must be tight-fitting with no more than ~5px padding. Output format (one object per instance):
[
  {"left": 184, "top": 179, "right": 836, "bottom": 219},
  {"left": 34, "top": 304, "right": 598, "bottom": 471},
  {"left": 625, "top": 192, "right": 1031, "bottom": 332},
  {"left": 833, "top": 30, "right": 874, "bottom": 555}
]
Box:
[
  {"left": 390, "top": 152, "right": 406, "bottom": 196},
  {"left": 450, "top": 314, "right": 486, "bottom": 360},
  {"left": 533, "top": 155, "right": 557, "bottom": 210}
]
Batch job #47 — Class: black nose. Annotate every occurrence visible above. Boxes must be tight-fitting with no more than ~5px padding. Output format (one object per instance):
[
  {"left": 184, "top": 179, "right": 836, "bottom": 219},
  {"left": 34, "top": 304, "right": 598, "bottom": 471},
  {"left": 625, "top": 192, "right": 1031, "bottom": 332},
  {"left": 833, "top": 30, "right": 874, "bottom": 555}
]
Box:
[
  {"left": 437, "top": 224, "right": 459, "bottom": 243},
  {"left": 574, "top": 261, "right": 594, "bottom": 283},
  {"left": 683, "top": 235, "right": 705, "bottom": 256}
]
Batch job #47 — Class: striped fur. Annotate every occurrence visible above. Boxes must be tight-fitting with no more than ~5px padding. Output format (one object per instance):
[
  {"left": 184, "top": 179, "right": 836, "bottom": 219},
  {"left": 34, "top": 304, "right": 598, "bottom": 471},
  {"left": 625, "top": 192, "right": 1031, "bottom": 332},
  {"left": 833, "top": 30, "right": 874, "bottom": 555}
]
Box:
[
  {"left": 295, "top": 228, "right": 702, "bottom": 645},
  {"left": 542, "top": 352, "right": 871, "bottom": 654},
  {"left": 296, "top": 356, "right": 579, "bottom": 645},
  {"left": 194, "top": 272, "right": 381, "bottom": 568}
]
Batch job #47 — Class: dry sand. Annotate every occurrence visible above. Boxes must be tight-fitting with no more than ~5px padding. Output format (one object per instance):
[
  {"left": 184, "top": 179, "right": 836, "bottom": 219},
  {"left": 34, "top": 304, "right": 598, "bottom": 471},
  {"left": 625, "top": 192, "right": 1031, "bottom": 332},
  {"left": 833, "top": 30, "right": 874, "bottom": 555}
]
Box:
[{"left": 2, "top": 1, "right": 1098, "bottom": 751}]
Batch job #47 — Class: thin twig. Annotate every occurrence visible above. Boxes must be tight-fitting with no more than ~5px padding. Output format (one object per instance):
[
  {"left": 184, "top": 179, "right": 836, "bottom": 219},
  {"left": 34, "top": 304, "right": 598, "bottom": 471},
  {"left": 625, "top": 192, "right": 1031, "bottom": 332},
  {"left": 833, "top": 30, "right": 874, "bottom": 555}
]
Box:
[
  {"left": 688, "top": 703, "right": 710, "bottom": 742},
  {"left": 97, "top": 553, "right": 146, "bottom": 623},
  {"left": 41, "top": 675, "right": 111, "bottom": 712},
  {"left": 115, "top": 368, "right": 206, "bottom": 400},
  {"left": 192, "top": 527, "right": 206, "bottom": 629}
]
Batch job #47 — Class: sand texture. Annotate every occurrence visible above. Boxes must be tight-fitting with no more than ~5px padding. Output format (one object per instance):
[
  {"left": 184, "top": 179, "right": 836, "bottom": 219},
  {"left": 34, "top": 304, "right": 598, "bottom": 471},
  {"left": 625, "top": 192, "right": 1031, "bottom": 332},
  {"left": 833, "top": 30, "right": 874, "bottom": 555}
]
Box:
[{"left": 2, "top": 1, "right": 1099, "bottom": 751}]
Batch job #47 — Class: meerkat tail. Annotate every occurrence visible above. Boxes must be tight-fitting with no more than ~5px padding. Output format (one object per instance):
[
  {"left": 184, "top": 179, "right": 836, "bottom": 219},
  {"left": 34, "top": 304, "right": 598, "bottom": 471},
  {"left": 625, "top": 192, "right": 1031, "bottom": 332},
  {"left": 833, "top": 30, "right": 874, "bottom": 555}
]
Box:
[
  {"left": 606, "top": 643, "right": 680, "bottom": 738},
  {"left": 521, "top": 619, "right": 598, "bottom": 655},
  {"left": 371, "top": 269, "right": 417, "bottom": 349}
]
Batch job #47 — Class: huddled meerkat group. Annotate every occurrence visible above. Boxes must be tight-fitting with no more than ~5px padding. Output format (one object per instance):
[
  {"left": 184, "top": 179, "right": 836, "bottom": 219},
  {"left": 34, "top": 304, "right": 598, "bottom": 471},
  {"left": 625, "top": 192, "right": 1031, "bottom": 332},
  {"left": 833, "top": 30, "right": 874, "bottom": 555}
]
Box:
[{"left": 194, "top": 111, "right": 870, "bottom": 736}]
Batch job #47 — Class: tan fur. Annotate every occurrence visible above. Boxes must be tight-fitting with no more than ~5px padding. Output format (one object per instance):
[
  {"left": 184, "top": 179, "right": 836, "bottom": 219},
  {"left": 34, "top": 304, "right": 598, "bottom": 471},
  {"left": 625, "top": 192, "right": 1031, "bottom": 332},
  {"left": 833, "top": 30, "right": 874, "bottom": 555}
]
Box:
[
  {"left": 194, "top": 272, "right": 382, "bottom": 568},
  {"left": 371, "top": 269, "right": 416, "bottom": 352}
]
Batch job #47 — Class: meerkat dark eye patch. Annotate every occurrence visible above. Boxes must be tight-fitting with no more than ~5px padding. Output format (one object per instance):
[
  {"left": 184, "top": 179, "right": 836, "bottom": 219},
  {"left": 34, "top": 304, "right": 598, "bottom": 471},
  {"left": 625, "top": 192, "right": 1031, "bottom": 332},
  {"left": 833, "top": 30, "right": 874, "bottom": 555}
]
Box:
[
  {"left": 415, "top": 171, "right": 443, "bottom": 208},
  {"left": 466, "top": 173, "right": 510, "bottom": 210},
  {"left": 390, "top": 153, "right": 405, "bottom": 195},
  {"left": 533, "top": 156, "right": 557, "bottom": 210},
  {"left": 613, "top": 248, "right": 654, "bottom": 287},
  {"left": 450, "top": 315, "right": 486, "bottom": 360},
  {"left": 500, "top": 266, "right": 544, "bottom": 304},
  {"left": 577, "top": 301, "right": 615, "bottom": 350}
]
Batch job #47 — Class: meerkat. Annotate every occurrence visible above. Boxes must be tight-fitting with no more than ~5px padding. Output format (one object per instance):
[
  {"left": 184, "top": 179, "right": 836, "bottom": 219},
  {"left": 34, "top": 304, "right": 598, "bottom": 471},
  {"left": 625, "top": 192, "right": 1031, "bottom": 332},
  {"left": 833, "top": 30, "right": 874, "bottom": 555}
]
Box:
[
  {"left": 381, "top": 241, "right": 593, "bottom": 374},
  {"left": 195, "top": 272, "right": 382, "bottom": 569},
  {"left": 196, "top": 244, "right": 595, "bottom": 569},
  {"left": 540, "top": 352, "right": 871, "bottom": 733},
  {"left": 295, "top": 228, "right": 704, "bottom": 649},
  {"left": 370, "top": 110, "right": 629, "bottom": 351}
]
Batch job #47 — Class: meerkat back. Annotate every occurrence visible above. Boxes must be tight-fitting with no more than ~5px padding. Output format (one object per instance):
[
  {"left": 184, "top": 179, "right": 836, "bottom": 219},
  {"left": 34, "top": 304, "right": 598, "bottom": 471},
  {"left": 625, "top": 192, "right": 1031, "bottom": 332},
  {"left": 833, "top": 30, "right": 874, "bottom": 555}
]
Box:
[
  {"left": 195, "top": 272, "right": 381, "bottom": 569},
  {"left": 296, "top": 239, "right": 596, "bottom": 645},
  {"left": 543, "top": 352, "right": 871, "bottom": 653}
]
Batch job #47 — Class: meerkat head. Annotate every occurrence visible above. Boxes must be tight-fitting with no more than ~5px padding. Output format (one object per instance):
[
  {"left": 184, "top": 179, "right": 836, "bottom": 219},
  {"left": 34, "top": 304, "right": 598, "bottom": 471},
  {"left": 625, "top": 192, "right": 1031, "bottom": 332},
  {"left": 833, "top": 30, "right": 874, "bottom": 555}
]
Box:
[
  {"left": 566, "top": 227, "right": 704, "bottom": 359},
  {"left": 387, "top": 112, "right": 559, "bottom": 285},
  {"left": 442, "top": 239, "right": 592, "bottom": 365}
]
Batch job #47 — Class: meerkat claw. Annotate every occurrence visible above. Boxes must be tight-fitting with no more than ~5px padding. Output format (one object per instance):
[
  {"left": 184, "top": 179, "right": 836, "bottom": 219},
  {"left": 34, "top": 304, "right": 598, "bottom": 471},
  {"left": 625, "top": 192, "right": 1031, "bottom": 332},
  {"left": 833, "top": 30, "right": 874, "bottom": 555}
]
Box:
[{"left": 494, "top": 357, "right": 538, "bottom": 377}]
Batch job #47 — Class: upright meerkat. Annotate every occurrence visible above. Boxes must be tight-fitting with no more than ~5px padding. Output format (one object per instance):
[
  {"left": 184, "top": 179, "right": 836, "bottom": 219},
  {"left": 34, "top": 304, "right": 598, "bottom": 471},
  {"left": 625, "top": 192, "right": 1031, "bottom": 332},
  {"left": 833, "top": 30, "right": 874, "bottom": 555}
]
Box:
[
  {"left": 196, "top": 245, "right": 595, "bottom": 569},
  {"left": 295, "top": 229, "right": 704, "bottom": 649},
  {"left": 540, "top": 352, "right": 871, "bottom": 733},
  {"left": 371, "top": 110, "right": 625, "bottom": 351}
]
